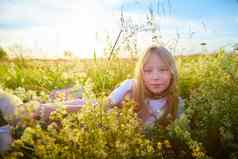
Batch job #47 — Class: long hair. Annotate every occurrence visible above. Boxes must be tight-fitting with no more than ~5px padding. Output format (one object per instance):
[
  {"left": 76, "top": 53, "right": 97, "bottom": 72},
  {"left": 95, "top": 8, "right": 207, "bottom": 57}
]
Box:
[{"left": 132, "top": 45, "right": 179, "bottom": 127}]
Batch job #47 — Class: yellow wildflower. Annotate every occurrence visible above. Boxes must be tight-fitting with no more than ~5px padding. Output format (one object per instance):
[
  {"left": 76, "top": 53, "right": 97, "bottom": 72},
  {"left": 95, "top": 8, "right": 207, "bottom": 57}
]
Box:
[
  {"left": 163, "top": 139, "right": 172, "bottom": 148},
  {"left": 56, "top": 92, "right": 65, "bottom": 101},
  {"left": 157, "top": 142, "right": 162, "bottom": 150}
]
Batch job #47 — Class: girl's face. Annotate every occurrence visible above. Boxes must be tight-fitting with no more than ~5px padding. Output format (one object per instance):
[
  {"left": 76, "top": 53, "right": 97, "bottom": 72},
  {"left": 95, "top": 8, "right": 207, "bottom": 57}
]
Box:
[{"left": 142, "top": 53, "right": 172, "bottom": 95}]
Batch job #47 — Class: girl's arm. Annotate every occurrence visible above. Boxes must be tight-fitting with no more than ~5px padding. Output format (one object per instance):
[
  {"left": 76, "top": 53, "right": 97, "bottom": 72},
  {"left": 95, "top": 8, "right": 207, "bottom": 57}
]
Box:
[
  {"left": 107, "top": 79, "right": 134, "bottom": 109},
  {"left": 33, "top": 99, "right": 86, "bottom": 121},
  {"left": 33, "top": 105, "right": 83, "bottom": 122}
]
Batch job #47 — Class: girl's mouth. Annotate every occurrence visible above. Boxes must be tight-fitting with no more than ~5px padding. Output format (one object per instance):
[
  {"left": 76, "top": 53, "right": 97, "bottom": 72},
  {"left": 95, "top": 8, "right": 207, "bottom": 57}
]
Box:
[{"left": 150, "top": 84, "right": 163, "bottom": 87}]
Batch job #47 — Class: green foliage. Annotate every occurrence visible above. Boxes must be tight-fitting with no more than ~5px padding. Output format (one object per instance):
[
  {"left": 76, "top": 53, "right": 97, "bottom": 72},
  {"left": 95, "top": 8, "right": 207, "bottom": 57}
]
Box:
[
  {"left": 185, "top": 52, "right": 238, "bottom": 158},
  {"left": 0, "top": 47, "right": 8, "bottom": 60},
  {"left": 6, "top": 100, "right": 155, "bottom": 159}
]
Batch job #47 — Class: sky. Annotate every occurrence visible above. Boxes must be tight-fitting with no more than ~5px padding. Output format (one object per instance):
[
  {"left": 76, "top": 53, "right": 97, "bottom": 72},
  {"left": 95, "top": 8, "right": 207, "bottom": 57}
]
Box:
[{"left": 0, "top": 0, "right": 238, "bottom": 58}]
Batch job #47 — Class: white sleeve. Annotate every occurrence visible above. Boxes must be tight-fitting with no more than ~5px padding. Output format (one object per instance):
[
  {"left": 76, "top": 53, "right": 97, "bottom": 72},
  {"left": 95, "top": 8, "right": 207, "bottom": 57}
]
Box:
[
  {"left": 0, "top": 125, "right": 12, "bottom": 152},
  {"left": 108, "top": 79, "right": 134, "bottom": 105},
  {"left": 176, "top": 96, "right": 185, "bottom": 118}
]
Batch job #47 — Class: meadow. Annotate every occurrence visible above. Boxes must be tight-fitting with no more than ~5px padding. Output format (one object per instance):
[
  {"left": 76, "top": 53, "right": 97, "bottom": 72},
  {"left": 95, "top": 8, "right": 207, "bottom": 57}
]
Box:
[{"left": 0, "top": 50, "right": 238, "bottom": 159}]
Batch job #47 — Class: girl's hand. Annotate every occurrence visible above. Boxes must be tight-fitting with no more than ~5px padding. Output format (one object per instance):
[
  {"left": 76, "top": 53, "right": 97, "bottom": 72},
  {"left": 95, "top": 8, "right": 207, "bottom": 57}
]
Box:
[
  {"left": 32, "top": 105, "right": 56, "bottom": 122},
  {"left": 41, "top": 106, "right": 56, "bottom": 122}
]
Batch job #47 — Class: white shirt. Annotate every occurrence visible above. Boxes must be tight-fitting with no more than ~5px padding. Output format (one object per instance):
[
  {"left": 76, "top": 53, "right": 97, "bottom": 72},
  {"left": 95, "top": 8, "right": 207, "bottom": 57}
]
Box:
[
  {"left": 0, "top": 125, "right": 12, "bottom": 152},
  {"left": 108, "top": 79, "right": 185, "bottom": 126}
]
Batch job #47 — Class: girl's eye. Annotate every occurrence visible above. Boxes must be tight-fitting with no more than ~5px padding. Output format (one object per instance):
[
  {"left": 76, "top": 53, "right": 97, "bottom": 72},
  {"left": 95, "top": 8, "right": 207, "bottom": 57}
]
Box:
[
  {"left": 159, "top": 68, "right": 168, "bottom": 71},
  {"left": 144, "top": 69, "right": 152, "bottom": 73}
]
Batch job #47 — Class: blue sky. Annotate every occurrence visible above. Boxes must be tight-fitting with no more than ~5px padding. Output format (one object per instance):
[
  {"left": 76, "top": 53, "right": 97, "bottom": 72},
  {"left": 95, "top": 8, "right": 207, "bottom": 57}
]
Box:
[{"left": 0, "top": 0, "right": 238, "bottom": 58}]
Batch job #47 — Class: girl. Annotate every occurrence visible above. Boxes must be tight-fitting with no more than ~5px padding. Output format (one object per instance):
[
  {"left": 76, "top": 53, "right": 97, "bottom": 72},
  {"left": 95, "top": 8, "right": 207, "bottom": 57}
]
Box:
[{"left": 108, "top": 45, "right": 184, "bottom": 127}]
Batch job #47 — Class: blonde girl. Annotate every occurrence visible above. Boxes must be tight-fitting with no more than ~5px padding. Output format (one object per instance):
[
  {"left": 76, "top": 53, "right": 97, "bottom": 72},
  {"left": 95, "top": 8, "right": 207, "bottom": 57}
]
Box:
[{"left": 108, "top": 45, "right": 184, "bottom": 127}]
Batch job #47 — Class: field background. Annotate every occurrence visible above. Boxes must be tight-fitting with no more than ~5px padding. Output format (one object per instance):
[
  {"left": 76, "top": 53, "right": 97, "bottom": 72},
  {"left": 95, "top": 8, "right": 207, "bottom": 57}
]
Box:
[{"left": 0, "top": 50, "right": 238, "bottom": 159}]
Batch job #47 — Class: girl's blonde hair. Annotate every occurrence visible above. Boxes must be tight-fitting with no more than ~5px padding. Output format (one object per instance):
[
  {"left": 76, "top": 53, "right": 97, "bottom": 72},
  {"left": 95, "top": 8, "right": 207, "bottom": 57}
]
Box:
[{"left": 132, "top": 45, "right": 179, "bottom": 127}]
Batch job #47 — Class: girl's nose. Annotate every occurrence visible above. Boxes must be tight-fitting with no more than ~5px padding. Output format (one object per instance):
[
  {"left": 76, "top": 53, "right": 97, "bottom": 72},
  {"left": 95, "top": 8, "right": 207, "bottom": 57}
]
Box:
[{"left": 152, "top": 71, "right": 161, "bottom": 80}]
